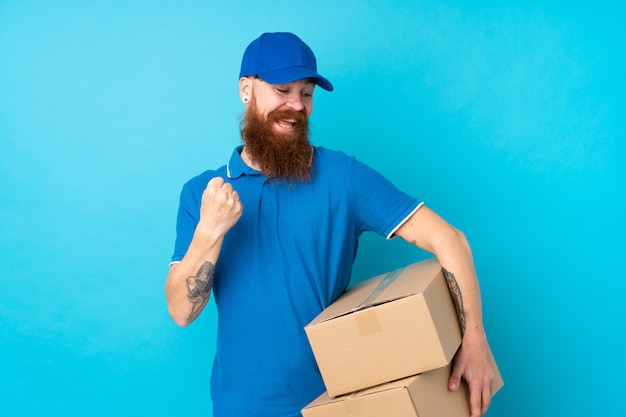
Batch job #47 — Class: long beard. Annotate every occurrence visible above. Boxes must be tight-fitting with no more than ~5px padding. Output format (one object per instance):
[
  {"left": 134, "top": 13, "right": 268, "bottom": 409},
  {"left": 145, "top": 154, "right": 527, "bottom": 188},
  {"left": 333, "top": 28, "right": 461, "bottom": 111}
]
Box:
[{"left": 240, "top": 97, "right": 313, "bottom": 183}]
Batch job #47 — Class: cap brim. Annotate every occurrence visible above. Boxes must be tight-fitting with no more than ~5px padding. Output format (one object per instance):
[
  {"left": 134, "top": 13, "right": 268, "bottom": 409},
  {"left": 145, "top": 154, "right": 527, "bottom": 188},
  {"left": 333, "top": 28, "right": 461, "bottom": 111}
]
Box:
[{"left": 257, "top": 67, "right": 334, "bottom": 91}]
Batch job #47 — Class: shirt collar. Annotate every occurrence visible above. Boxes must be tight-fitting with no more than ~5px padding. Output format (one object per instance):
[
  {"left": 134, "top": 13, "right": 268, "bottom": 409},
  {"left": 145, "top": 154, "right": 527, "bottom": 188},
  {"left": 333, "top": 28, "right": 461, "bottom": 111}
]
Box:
[{"left": 226, "top": 145, "right": 262, "bottom": 179}]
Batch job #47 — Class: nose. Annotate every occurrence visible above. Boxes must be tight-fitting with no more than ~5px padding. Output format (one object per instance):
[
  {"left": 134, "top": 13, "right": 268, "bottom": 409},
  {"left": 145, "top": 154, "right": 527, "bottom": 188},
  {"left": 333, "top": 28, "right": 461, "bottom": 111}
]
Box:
[{"left": 286, "top": 92, "right": 305, "bottom": 112}]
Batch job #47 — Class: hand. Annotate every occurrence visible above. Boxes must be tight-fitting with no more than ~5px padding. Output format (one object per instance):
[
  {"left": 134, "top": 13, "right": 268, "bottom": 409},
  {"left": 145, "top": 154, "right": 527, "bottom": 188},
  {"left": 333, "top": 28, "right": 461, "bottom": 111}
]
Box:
[
  {"left": 197, "top": 177, "right": 243, "bottom": 239},
  {"left": 448, "top": 332, "right": 495, "bottom": 417}
]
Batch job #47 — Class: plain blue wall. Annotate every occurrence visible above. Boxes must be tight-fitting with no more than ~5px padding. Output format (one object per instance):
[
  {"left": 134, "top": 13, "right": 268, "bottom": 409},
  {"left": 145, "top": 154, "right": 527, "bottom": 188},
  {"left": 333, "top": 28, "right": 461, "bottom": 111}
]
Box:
[{"left": 1, "top": 1, "right": 623, "bottom": 416}]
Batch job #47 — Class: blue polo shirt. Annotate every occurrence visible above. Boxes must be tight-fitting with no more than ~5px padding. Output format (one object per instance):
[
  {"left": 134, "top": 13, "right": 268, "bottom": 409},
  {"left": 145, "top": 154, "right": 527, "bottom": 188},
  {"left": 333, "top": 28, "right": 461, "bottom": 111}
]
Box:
[{"left": 171, "top": 145, "right": 421, "bottom": 417}]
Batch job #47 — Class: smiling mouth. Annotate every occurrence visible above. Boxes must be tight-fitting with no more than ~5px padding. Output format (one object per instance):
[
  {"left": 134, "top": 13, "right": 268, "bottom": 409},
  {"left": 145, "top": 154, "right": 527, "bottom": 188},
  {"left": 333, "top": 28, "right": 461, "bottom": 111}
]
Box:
[{"left": 277, "top": 119, "right": 297, "bottom": 129}]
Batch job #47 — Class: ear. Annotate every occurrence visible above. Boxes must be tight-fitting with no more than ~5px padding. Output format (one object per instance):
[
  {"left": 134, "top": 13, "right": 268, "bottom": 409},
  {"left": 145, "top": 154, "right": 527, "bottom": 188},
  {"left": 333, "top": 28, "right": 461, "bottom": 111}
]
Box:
[{"left": 239, "top": 77, "right": 253, "bottom": 105}]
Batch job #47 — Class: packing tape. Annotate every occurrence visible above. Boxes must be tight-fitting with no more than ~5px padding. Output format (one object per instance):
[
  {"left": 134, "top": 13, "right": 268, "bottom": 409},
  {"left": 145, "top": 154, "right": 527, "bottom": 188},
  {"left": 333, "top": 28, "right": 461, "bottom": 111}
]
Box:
[
  {"left": 354, "top": 266, "right": 405, "bottom": 311},
  {"left": 355, "top": 308, "right": 382, "bottom": 337}
]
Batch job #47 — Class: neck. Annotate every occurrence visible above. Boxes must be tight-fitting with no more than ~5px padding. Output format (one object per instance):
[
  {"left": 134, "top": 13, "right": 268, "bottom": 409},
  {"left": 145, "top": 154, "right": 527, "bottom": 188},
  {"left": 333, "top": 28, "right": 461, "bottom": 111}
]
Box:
[{"left": 240, "top": 146, "right": 262, "bottom": 171}]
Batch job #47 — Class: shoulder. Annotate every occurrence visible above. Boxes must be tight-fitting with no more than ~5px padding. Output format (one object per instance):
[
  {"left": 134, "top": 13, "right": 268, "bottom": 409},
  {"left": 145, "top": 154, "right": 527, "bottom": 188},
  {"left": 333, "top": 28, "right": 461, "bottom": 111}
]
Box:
[
  {"left": 313, "top": 146, "right": 383, "bottom": 177},
  {"left": 312, "top": 146, "right": 360, "bottom": 173},
  {"left": 181, "top": 165, "right": 227, "bottom": 195},
  {"left": 314, "top": 146, "right": 354, "bottom": 161}
]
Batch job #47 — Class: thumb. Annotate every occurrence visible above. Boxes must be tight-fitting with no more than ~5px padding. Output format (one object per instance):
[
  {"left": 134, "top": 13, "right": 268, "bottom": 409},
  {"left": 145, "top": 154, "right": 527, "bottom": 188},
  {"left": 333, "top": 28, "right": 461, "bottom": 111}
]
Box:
[{"left": 448, "top": 366, "right": 463, "bottom": 392}]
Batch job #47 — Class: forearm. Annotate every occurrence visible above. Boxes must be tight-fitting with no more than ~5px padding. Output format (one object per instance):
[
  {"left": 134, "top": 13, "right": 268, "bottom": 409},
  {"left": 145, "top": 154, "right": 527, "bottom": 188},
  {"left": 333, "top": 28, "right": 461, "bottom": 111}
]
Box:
[
  {"left": 395, "top": 206, "right": 485, "bottom": 338},
  {"left": 437, "top": 235, "right": 486, "bottom": 342},
  {"left": 164, "top": 233, "right": 223, "bottom": 326}
]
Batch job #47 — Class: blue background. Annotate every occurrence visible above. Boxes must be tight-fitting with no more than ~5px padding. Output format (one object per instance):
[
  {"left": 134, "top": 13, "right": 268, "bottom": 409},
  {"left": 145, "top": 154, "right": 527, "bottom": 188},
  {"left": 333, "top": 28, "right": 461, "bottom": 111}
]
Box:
[{"left": 1, "top": 1, "right": 623, "bottom": 416}]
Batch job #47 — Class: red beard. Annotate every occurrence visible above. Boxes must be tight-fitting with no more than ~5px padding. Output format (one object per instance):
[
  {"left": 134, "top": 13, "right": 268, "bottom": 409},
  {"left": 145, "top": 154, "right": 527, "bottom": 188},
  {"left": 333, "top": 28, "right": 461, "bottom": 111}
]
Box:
[{"left": 240, "top": 96, "right": 313, "bottom": 183}]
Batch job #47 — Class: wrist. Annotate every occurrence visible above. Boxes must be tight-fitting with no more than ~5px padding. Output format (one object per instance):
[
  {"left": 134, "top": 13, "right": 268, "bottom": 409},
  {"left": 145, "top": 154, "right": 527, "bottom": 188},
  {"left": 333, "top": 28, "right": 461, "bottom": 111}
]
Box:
[
  {"left": 189, "top": 229, "right": 224, "bottom": 259},
  {"left": 461, "top": 323, "right": 486, "bottom": 343},
  {"left": 193, "top": 221, "right": 226, "bottom": 244}
]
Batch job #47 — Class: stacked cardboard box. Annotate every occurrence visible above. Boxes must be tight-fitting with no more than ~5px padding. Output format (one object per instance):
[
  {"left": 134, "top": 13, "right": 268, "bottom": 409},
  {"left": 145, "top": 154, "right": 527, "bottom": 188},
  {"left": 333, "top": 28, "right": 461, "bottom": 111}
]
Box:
[{"left": 302, "top": 257, "right": 503, "bottom": 417}]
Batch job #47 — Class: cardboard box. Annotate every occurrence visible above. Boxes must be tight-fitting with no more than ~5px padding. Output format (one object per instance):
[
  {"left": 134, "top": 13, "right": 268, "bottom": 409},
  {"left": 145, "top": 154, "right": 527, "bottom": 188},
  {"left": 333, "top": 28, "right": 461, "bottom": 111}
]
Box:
[
  {"left": 304, "top": 258, "right": 462, "bottom": 397},
  {"left": 302, "top": 349, "right": 504, "bottom": 417}
]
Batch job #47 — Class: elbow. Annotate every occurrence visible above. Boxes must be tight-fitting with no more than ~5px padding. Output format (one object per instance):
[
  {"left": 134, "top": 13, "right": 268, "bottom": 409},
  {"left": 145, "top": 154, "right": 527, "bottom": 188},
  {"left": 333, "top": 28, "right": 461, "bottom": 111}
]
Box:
[
  {"left": 168, "top": 307, "right": 192, "bottom": 327},
  {"left": 165, "top": 289, "right": 193, "bottom": 327},
  {"left": 164, "top": 268, "right": 193, "bottom": 327},
  {"left": 174, "top": 319, "right": 192, "bottom": 328},
  {"left": 451, "top": 225, "right": 468, "bottom": 244},
  {"left": 449, "top": 226, "right": 473, "bottom": 257},
  {"left": 431, "top": 224, "right": 471, "bottom": 256}
]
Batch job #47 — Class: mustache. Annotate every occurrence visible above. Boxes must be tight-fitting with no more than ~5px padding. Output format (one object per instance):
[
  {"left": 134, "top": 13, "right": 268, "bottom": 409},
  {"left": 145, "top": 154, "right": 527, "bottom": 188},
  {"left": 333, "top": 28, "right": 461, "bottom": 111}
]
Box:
[{"left": 267, "top": 108, "right": 307, "bottom": 124}]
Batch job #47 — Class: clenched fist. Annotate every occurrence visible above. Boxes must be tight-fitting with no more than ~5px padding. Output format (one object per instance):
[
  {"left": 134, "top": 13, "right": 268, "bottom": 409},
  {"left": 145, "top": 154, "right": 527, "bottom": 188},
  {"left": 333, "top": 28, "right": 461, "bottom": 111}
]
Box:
[{"left": 197, "top": 177, "right": 243, "bottom": 239}]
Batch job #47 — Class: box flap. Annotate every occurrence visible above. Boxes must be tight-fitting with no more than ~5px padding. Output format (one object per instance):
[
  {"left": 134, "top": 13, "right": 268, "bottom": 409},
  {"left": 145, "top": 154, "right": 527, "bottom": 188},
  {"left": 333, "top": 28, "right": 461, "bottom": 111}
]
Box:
[
  {"left": 302, "top": 383, "right": 418, "bottom": 417},
  {"left": 354, "top": 375, "right": 422, "bottom": 397},
  {"left": 307, "top": 258, "right": 442, "bottom": 326}
]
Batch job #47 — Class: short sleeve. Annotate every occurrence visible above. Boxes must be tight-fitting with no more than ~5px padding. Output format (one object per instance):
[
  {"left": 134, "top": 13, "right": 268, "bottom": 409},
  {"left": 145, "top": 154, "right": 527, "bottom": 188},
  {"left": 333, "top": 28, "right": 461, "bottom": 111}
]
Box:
[
  {"left": 170, "top": 177, "right": 204, "bottom": 263},
  {"left": 347, "top": 156, "right": 421, "bottom": 239}
]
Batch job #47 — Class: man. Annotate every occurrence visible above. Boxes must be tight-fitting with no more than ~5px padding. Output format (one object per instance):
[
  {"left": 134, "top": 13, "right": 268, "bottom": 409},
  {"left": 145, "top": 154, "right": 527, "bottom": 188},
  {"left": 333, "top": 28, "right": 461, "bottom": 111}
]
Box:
[{"left": 165, "top": 32, "right": 494, "bottom": 417}]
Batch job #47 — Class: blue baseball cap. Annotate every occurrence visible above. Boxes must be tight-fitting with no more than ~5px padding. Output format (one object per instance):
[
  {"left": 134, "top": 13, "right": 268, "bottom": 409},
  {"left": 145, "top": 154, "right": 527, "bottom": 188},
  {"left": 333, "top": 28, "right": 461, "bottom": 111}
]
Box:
[{"left": 239, "top": 32, "right": 333, "bottom": 91}]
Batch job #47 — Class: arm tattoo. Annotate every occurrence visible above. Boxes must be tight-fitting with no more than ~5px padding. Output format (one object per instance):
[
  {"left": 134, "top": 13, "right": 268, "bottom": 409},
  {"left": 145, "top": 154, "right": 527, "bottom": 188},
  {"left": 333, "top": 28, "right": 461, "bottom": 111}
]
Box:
[
  {"left": 185, "top": 261, "right": 215, "bottom": 322},
  {"left": 442, "top": 268, "right": 466, "bottom": 336}
]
